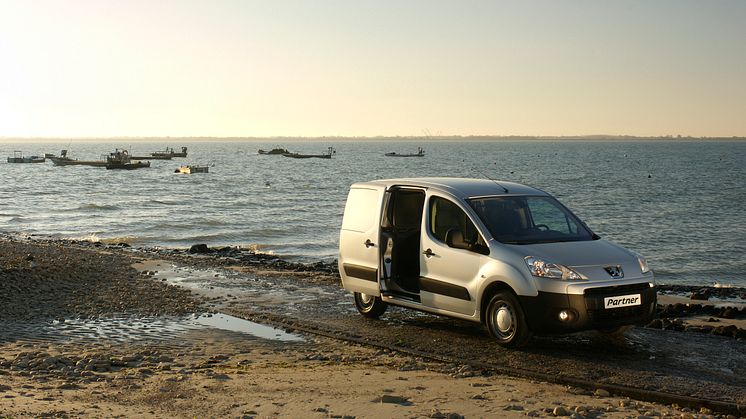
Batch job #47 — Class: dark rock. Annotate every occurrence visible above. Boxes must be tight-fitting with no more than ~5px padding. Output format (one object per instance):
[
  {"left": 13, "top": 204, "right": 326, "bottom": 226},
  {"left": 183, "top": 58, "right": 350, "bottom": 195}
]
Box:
[
  {"left": 690, "top": 290, "right": 711, "bottom": 300},
  {"left": 734, "top": 328, "right": 746, "bottom": 340},
  {"left": 719, "top": 307, "right": 738, "bottom": 319},
  {"left": 646, "top": 319, "right": 663, "bottom": 329},
  {"left": 189, "top": 244, "right": 209, "bottom": 254},
  {"left": 553, "top": 406, "right": 571, "bottom": 416},
  {"left": 712, "top": 325, "right": 738, "bottom": 337}
]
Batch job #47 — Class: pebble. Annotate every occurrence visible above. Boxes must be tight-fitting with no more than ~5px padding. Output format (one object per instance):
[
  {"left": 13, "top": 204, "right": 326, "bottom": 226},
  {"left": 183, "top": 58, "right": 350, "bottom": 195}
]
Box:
[
  {"left": 553, "top": 406, "right": 571, "bottom": 416},
  {"left": 372, "top": 394, "right": 410, "bottom": 405},
  {"left": 593, "top": 389, "right": 610, "bottom": 397}
]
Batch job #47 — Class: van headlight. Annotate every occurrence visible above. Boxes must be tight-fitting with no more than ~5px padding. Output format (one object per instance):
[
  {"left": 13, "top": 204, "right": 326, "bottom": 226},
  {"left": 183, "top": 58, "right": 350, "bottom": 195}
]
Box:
[
  {"left": 524, "top": 256, "right": 584, "bottom": 280},
  {"left": 633, "top": 252, "right": 651, "bottom": 274}
]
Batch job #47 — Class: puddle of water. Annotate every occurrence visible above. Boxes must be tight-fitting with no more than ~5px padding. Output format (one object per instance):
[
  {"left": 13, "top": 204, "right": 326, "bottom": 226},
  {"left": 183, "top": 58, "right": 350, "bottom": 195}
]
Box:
[
  {"left": 0, "top": 313, "right": 304, "bottom": 345},
  {"left": 195, "top": 314, "right": 303, "bottom": 342},
  {"left": 131, "top": 259, "right": 346, "bottom": 317}
]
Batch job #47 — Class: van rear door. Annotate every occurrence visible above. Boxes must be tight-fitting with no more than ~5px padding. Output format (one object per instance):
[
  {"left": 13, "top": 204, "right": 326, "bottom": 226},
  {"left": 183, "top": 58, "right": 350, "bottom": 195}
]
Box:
[{"left": 339, "top": 184, "right": 386, "bottom": 295}]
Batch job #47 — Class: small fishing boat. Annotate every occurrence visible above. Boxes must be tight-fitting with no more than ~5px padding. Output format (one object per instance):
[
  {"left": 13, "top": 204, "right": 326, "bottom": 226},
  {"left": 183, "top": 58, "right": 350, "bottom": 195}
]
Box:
[
  {"left": 130, "top": 154, "right": 172, "bottom": 160},
  {"left": 7, "top": 151, "right": 45, "bottom": 163},
  {"left": 174, "top": 165, "right": 209, "bottom": 174},
  {"left": 152, "top": 146, "right": 188, "bottom": 158},
  {"left": 49, "top": 150, "right": 108, "bottom": 167},
  {"left": 105, "top": 149, "right": 151, "bottom": 170},
  {"left": 258, "top": 147, "right": 290, "bottom": 155},
  {"left": 385, "top": 147, "right": 425, "bottom": 157},
  {"left": 282, "top": 147, "right": 336, "bottom": 159}
]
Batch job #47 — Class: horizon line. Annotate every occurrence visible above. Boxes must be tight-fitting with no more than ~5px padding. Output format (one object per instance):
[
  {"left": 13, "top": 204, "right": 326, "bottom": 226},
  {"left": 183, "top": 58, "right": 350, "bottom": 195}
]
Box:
[{"left": 2, "top": 134, "right": 745, "bottom": 142}]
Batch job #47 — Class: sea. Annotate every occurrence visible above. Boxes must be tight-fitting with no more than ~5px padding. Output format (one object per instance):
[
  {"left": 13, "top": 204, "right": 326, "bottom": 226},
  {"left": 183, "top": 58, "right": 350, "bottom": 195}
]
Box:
[{"left": 2, "top": 139, "right": 745, "bottom": 288}]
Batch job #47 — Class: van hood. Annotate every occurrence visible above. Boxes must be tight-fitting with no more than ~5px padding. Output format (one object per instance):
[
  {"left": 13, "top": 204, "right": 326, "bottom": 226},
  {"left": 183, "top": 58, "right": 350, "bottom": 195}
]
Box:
[
  {"left": 510, "top": 239, "right": 643, "bottom": 280},
  {"left": 515, "top": 239, "right": 634, "bottom": 265}
]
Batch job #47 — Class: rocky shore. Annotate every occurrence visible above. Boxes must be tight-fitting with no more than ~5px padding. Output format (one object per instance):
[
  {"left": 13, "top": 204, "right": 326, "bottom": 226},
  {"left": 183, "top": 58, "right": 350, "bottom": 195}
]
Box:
[
  {"left": 2, "top": 234, "right": 745, "bottom": 417},
  {"left": 0, "top": 236, "right": 203, "bottom": 320}
]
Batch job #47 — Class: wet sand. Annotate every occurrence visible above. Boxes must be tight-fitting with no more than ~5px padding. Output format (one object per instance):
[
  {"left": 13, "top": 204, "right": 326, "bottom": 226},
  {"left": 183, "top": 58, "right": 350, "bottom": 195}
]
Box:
[{"left": 0, "top": 236, "right": 741, "bottom": 418}]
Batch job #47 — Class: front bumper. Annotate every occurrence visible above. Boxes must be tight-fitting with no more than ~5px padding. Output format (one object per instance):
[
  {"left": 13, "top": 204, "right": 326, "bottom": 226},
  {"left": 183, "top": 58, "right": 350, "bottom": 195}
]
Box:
[{"left": 519, "top": 282, "right": 657, "bottom": 334}]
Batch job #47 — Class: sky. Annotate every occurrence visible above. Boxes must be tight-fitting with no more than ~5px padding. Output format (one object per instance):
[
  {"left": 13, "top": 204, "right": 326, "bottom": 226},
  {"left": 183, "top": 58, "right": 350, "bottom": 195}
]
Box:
[{"left": 1, "top": 0, "right": 744, "bottom": 138}]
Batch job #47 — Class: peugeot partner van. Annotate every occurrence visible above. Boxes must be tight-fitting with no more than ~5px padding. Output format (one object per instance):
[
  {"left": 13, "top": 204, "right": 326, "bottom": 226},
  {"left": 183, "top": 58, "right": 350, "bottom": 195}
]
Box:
[{"left": 338, "top": 178, "right": 656, "bottom": 347}]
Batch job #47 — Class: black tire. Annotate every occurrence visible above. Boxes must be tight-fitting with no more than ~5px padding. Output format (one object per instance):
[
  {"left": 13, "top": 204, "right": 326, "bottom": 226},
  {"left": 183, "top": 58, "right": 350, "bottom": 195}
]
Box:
[
  {"left": 353, "top": 292, "right": 388, "bottom": 318},
  {"left": 484, "top": 291, "right": 531, "bottom": 348}
]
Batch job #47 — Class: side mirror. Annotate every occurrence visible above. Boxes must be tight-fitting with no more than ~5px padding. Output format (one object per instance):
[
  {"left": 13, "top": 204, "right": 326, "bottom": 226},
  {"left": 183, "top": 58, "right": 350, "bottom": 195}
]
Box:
[{"left": 445, "top": 229, "right": 472, "bottom": 250}]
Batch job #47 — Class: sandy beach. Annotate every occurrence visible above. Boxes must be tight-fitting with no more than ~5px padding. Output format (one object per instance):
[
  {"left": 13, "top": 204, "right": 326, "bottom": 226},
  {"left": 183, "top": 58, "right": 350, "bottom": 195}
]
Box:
[{"left": 1, "top": 236, "right": 744, "bottom": 418}]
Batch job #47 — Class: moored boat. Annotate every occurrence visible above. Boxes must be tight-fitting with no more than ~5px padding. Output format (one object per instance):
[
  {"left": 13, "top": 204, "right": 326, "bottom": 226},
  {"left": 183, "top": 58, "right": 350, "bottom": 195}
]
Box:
[
  {"left": 105, "top": 149, "right": 151, "bottom": 170},
  {"left": 151, "top": 146, "right": 188, "bottom": 158},
  {"left": 282, "top": 147, "right": 336, "bottom": 159},
  {"left": 130, "top": 154, "right": 172, "bottom": 160},
  {"left": 385, "top": 147, "right": 425, "bottom": 157},
  {"left": 49, "top": 150, "right": 108, "bottom": 167},
  {"left": 174, "top": 165, "right": 209, "bottom": 174},
  {"left": 258, "top": 147, "right": 290, "bottom": 155},
  {"left": 7, "top": 151, "right": 45, "bottom": 163}
]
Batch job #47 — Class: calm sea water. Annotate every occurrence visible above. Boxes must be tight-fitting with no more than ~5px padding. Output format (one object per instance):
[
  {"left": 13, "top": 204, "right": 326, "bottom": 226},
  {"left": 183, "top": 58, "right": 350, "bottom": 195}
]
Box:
[{"left": 2, "top": 140, "right": 744, "bottom": 287}]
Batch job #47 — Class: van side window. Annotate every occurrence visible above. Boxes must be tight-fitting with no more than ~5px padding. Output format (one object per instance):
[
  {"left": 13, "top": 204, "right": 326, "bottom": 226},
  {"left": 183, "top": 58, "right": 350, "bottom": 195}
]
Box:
[
  {"left": 341, "top": 188, "right": 379, "bottom": 232},
  {"left": 429, "top": 197, "right": 488, "bottom": 254}
]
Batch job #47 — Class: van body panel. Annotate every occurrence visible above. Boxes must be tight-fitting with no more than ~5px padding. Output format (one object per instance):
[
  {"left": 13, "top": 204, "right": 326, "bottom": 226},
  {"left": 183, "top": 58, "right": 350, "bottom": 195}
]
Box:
[
  {"left": 380, "top": 294, "right": 481, "bottom": 322},
  {"left": 338, "top": 184, "right": 386, "bottom": 295},
  {"left": 418, "top": 249, "right": 481, "bottom": 315}
]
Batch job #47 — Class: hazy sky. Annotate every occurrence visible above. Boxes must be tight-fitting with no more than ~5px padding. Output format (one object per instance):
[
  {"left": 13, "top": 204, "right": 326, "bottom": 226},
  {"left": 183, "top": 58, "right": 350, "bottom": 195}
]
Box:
[{"left": 1, "top": 0, "right": 744, "bottom": 138}]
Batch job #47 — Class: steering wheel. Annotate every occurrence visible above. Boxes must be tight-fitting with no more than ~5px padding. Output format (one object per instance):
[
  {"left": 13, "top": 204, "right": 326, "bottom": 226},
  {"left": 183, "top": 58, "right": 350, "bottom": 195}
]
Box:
[{"left": 534, "top": 224, "right": 550, "bottom": 231}]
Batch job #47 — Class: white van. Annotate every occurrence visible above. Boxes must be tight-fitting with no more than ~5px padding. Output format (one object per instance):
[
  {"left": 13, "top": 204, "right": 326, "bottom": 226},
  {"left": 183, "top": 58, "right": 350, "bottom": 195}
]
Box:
[{"left": 338, "top": 178, "right": 656, "bottom": 347}]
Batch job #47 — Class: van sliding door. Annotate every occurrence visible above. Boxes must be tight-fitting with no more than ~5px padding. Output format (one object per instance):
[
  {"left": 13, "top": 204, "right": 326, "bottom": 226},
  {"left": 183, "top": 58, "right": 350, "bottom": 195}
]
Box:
[{"left": 339, "top": 185, "right": 386, "bottom": 295}]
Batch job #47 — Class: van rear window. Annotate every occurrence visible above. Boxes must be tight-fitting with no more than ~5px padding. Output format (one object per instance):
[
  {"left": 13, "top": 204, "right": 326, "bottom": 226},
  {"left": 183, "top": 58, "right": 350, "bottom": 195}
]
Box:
[{"left": 342, "top": 188, "right": 380, "bottom": 232}]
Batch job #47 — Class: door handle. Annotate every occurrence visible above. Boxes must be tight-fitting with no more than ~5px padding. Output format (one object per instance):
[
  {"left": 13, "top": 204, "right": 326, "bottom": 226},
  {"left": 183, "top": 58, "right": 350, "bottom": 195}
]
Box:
[
  {"left": 423, "top": 248, "right": 436, "bottom": 257},
  {"left": 364, "top": 239, "right": 376, "bottom": 248}
]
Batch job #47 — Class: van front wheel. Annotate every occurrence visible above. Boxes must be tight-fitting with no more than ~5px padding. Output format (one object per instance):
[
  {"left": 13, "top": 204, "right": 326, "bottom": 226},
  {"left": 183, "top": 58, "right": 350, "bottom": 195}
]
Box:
[
  {"left": 485, "top": 292, "right": 531, "bottom": 348},
  {"left": 354, "top": 292, "right": 388, "bottom": 318}
]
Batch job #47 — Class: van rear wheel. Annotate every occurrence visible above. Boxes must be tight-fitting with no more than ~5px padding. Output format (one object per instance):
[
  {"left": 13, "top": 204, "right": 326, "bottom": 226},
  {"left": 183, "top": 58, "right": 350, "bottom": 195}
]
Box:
[
  {"left": 485, "top": 291, "right": 531, "bottom": 348},
  {"left": 354, "top": 292, "right": 388, "bottom": 318}
]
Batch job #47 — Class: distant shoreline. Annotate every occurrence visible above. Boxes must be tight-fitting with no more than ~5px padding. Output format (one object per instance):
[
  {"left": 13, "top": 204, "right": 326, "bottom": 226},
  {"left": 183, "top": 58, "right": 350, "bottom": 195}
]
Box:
[{"left": 1, "top": 135, "right": 745, "bottom": 143}]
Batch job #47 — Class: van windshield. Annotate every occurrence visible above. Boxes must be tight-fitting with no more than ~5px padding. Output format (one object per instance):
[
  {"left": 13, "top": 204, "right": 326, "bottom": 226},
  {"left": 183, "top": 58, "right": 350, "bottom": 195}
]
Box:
[{"left": 468, "top": 196, "right": 594, "bottom": 244}]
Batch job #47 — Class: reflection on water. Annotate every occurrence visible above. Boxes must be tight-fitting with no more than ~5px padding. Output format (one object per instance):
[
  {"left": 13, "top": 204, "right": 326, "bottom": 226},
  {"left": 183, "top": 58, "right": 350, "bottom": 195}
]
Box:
[{"left": 195, "top": 313, "right": 303, "bottom": 342}]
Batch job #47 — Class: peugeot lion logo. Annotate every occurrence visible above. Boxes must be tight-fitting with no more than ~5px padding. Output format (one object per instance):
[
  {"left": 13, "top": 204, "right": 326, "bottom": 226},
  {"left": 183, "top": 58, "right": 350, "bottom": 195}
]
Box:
[{"left": 604, "top": 265, "right": 624, "bottom": 279}]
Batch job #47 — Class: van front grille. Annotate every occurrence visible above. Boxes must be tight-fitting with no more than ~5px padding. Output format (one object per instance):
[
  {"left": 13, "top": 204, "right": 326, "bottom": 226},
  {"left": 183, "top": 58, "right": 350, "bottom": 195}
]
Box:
[{"left": 583, "top": 282, "right": 654, "bottom": 325}]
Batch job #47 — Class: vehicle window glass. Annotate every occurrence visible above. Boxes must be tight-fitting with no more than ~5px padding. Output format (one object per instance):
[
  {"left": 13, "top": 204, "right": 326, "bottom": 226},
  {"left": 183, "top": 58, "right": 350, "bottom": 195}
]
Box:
[
  {"left": 527, "top": 198, "right": 578, "bottom": 235},
  {"left": 341, "top": 188, "right": 379, "bottom": 232},
  {"left": 468, "top": 196, "right": 592, "bottom": 244},
  {"left": 429, "top": 196, "right": 486, "bottom": 251}
]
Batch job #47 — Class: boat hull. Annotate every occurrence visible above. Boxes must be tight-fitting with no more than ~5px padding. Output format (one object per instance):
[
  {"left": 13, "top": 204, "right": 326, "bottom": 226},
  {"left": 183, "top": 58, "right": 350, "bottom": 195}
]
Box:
[
  {"left": 176, "top": 165, "right": 209, "bottom": 174},
  {"left": 132, "top": 155, "right": 172, "bottom": 160},
  {"left": 7, "top": 157, "right": 45, "bottom": 163},
  {"left": 106, "top": 161, "right": 151, "bottom": 170},
  {"left": 50, "top": 158, "right": 107, "bottom": 167},
  {"left": 282, "top": 154, "right": 332, "bottom": 159}
]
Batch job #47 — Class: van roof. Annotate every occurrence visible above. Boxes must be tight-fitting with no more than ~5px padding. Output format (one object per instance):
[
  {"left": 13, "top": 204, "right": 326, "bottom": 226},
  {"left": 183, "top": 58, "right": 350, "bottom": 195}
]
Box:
[{"left": 358, "top": 177, "right": 549, "bottom": 199}]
